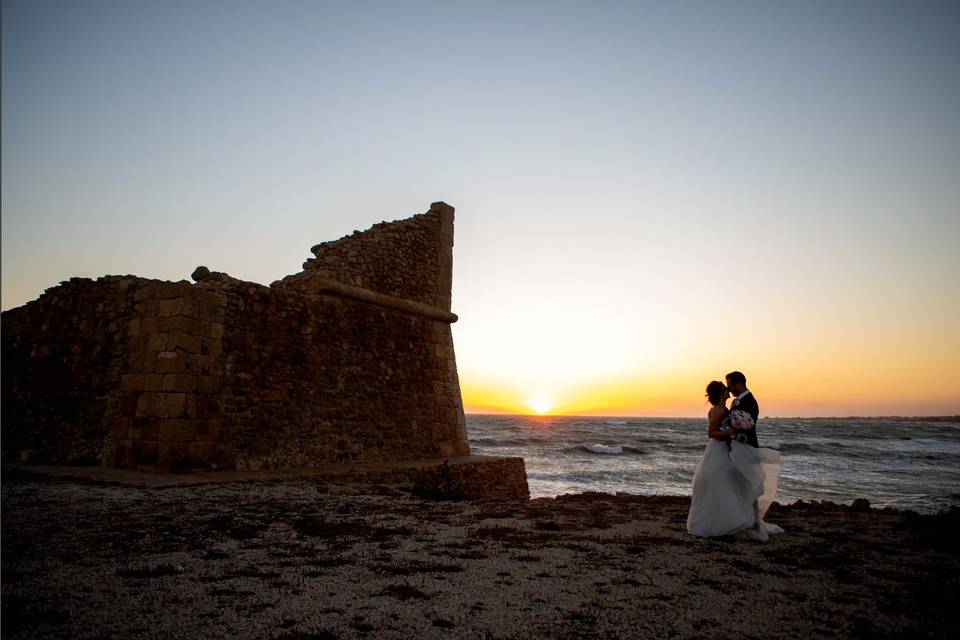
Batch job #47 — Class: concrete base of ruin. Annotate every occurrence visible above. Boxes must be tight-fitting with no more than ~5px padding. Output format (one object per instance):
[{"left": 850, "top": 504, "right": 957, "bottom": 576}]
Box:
[{"left": 1, "top": 455, "right": 530, "bottom": 501}]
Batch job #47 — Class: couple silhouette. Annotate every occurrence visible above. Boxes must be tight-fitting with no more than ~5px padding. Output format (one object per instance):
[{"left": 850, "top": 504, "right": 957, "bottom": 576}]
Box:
[{"left": 687, "top": 371, "right": 783, "bottom": 541}]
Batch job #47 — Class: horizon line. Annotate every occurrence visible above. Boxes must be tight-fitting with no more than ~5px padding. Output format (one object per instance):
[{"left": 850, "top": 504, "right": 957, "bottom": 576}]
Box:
[{"left": 464, "top": 412, "right": 960, "bottom": 421}]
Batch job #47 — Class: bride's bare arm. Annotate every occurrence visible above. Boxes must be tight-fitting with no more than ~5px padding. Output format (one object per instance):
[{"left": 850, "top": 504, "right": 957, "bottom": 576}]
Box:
[{"left": 706, "top": 407, "right": 734, "bottom": 439}]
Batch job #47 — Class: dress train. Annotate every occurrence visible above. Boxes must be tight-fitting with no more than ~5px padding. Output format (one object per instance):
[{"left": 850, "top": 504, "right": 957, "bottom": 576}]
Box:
[{"left": 687, "top": 438, "right": 783, "bottom": 538}]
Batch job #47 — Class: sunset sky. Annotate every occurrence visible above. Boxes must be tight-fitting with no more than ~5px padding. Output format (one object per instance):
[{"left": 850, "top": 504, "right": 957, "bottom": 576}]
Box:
[{"left": 3, "top": 1, "right": 958, "bottom": 417}]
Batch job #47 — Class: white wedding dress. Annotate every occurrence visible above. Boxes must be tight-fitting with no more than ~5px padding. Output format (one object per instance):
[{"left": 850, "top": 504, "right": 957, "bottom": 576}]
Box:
[{"left": 686, "top": 437, "right": 784, "bottom": 539}]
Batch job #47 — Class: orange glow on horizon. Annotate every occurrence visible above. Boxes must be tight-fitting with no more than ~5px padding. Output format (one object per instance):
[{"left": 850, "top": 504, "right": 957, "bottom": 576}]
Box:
[
  {"left": 528, "top": 397, "right": 554, "bottom": 415},
  {"left": 459, "top": 352, "right": 960, "bottom": 418},
  {"left": 449, "top": 238, "right": 959, "bottom": 419}
]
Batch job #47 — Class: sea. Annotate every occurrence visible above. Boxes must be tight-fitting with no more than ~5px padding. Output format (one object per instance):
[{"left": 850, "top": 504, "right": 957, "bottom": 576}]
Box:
[{"left": 466, "top": 414, "right": 960, "bottom": 514}]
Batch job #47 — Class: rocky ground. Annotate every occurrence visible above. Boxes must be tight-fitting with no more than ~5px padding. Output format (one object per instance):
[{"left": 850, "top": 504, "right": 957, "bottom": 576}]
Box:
[{"left": 2, "top": 471, "right": 958, "bottom": 639}]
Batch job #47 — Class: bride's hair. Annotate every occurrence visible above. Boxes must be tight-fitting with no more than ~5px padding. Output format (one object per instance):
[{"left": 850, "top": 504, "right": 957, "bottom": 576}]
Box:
[{"left": 705, "top": 380, "right": 727, "bottom": 406}]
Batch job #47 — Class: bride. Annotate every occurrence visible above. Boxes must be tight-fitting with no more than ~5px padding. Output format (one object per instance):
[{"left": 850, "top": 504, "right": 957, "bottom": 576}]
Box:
[{"left": 686, "top": 380, "right": 783, "bottom": 540}]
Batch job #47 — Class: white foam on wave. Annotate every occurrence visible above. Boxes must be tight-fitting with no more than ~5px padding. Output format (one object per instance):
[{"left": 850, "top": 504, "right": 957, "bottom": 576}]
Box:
[
  {"left": 764, "top": 441, "right": 782, "bottom": 450},
  {"left": 585, "top": 444, "right": 624, "bottom": 455},
  {"left": 605, "top": 420, "right": 628, "bottom": 425}
]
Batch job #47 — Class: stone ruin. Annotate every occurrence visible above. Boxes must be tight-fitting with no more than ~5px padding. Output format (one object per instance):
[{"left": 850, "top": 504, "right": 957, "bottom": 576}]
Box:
[{"left": 1, "top": 202, "right": 528, "bottom": 498}]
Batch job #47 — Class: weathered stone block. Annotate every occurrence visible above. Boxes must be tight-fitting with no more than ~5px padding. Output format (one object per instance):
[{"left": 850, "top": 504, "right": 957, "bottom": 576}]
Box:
[
  {"left": 120, "top": 373, "right": 163, "bottom": 392},
  {"left": 120, "top": 394, "right": 140, "bottom": 418},
  {"left": 158, "top": 299, "right": 198, "bottom": 318},
  {"left": 110, "top": 417, "right": 130, "bottom": 439},
  {"left": 262, "top": 389, "right": 288, "bottom": 402},
  {"left": 140, "top": 317, "right": 162, "bottom": 334},
  {"left": 200, "top": 338, "right": 222, "bottom": 357},
  {"left": 147, "top": 333, "right": 168, "bottom": 352},
  {"left": 194, "top": 419, "right": 219, "bottom": 439},
  {"left": 136, "top": 392, "right": 186, "bottom": 418},
  {"left": 133, "top": 286, "right": 158, "bottom": 302},
  {"left": 128, "top": 349, "right": 156, "bottom": 373},
  {"left": 135, "top": 392, "right": 161, "bottom": 418},
  {"left": 155, "top": 442, "right": 171, "bottom": 469},
  {"left": 167, "top": 333, "right": 202, "bottom": 354},
  {"left": 162, "top": 374, "right": 197, "bottom": 393},
  {"left": 160, "top": 419, "right": 195, "bottom": 442},
  {"left": 159, "top": 317, "right": 194, "bottom": 334},
  {"left": 134, "top": 441, "right": 159, "bottom": 466},
  {"left": 198, "top": 375, "right": 221, "bottom": 394},
  {"left": 138, "top": 420, "right": 160, "bottom": 441},
  {"left": 188, "top": 440, "right": 214, "bottom": 467},
  {"left": 185, "top": 354, "right": 215, "bottom": 375},
  {"left": 197, "top": 290, "right": 228, "bottom": 307},
  {"left": 167, "top": 442, "right": 191, "bottom": 471},
  {"left": 196, "top": 396, "right": 220, "bottom": 419},
  {"left": 200, "top": 321, "right": 224, "bottom": 340},
  {"left": 135, "top": 300, "right": 159, "bottom": 316},
  {"left": 154, "top": 281, "right": 194, "bottom": 300},
  {"left": 112, "top": 440, "right": 133, "bottom": 466},
  {"left": 155, "top": 351, "right": 188, "bottom": 374}
]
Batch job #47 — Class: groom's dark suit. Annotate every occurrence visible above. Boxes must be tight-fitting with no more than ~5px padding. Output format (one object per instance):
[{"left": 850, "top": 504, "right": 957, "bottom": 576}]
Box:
[{"left": 732, "top": 391, "right": 760, "bottom": 448}]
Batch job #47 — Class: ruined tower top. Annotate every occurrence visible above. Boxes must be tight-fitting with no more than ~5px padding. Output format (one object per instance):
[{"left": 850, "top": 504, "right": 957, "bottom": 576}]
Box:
[{"left": 273, "top": 201, "right": 455, "bottom": 312}]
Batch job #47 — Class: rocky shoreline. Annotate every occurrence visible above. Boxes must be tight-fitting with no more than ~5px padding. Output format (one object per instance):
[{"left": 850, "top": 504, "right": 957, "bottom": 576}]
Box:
[{"left": 2, "top": 472, "right": 957, "bottom": 639}]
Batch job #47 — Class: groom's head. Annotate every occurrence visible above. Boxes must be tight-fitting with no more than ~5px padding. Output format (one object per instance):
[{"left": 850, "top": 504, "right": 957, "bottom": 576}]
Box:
[{"left": 725, "top": 371, "right": 747, "bottom": 395}]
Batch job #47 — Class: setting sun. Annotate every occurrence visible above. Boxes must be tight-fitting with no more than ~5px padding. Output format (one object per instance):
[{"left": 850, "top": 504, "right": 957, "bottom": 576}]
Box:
[{"left": 529, "top": 397, "right": 554, "bottom": 415}]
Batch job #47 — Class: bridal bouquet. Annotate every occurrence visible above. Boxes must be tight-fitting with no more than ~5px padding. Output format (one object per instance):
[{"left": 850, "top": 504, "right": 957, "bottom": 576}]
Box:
[{"left": 725, "top": 409, "right": 755, "bottom": 432}]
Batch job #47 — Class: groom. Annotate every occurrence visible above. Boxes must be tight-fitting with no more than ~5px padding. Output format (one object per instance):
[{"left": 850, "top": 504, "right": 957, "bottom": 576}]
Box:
[
  {"left": 726, "top": 371, "right": 759, "bottom": 448},
  {"left": 726, "top": 370, "right": 769, "bottom": 541}
]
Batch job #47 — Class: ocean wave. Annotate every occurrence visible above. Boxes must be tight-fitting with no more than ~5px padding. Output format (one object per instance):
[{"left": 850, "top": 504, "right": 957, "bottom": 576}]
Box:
[
  {"left": 587, "top": 444, "right": 622, "bottom": 455},
  {"left": 766, "top": 441, "right": 919, "bottom": 460},
  {"left": 776, "top": 441, "right": 853, "bottom": 455},
  {"left": 869, "top": 438, "right": 960, "bottom": 455},
  {"left": 572, "top": 444, "right": 647, "bottom": 456},
  {"left": 605, "top": 420, "right": 628, "bottom": 425},
  {"left": 469, "top": 436, "right": 542, "bottom": 447}
]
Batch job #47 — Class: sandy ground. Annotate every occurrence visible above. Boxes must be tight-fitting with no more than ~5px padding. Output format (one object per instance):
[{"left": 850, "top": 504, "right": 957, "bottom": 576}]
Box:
[{"left": 2, "top": 471, "right": 958, "bottom": 639}]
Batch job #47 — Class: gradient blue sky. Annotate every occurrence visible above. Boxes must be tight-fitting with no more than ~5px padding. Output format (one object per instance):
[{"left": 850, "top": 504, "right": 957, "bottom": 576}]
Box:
[{"left": 3, "top": 1, "right": 959, "bottom": 415}]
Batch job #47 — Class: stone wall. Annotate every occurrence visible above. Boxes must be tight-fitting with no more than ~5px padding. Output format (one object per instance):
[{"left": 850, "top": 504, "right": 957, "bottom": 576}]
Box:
[
  {"left": 2, "top": 276, "right": 136, "bottom": 464},
  {"left": 276, "top": 201, "right": 455, "bottom": 311},
  {"left": 108, "top": 280, "right": 228, "bottom": 472},
  {"left": 208, "top": 278, "right": 468, "bottom": 471},
  {"left": 2, "top": 202, "right": 481, "bottom": 478}
]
